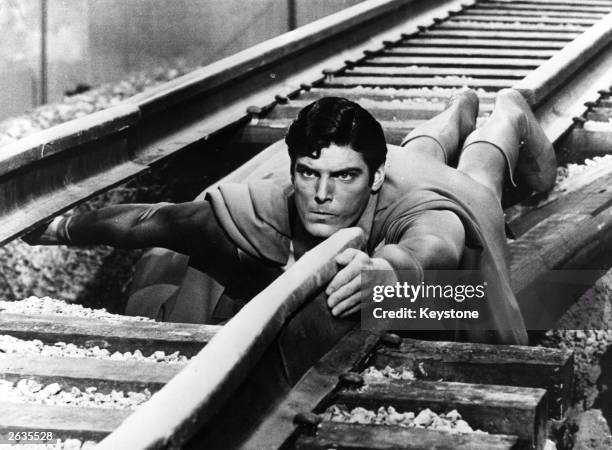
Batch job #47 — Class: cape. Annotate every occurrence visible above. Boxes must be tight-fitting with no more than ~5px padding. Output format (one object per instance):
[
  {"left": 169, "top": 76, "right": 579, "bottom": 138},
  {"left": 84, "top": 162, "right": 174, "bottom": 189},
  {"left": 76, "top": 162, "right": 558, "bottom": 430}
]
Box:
[{"left": 205, "top": 146, "right": 527, "bottom": 344}]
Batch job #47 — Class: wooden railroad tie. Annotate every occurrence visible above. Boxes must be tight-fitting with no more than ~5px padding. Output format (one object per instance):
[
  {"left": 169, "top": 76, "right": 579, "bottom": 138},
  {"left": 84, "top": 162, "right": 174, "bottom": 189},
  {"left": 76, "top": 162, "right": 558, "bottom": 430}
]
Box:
[
  {"left": 0, "top": 316, "right": 220, "bottom": 441},
  {"left": 242, "top": 331, "right": 572, "bottom": 450},
  {"left": 3, "top": 0, "right": 612, "bottom": 448}
]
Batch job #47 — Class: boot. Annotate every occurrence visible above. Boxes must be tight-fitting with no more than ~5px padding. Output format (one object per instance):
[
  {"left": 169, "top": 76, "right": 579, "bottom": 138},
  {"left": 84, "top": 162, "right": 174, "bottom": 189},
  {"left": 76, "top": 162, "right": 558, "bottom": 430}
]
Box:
[
  {"left": 462, "top": 88, "right": 557, "bottom": 193},
  {"left": 401, "top": 88, "right": 479, "bottom": 165}
]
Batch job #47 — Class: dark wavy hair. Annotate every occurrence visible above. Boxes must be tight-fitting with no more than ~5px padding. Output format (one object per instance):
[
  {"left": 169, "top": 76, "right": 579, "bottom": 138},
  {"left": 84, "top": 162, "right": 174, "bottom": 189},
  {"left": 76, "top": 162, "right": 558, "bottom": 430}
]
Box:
[{"left": 285, "top": 97, "right": 387, "bottom": 184}]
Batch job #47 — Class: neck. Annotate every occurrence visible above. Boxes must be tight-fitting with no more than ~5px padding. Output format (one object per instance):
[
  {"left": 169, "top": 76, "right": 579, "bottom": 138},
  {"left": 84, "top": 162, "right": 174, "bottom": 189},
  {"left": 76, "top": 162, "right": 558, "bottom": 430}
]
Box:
[{"left": 291, "top": 217, "right": 324, "bottom": 260}]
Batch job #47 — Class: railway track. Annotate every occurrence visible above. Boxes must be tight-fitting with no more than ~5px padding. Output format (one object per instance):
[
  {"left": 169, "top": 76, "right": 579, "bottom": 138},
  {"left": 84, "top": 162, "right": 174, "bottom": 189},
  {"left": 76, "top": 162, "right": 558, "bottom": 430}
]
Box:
[{"left": 3, "top": 0, "right": 612, "bottom": 448}]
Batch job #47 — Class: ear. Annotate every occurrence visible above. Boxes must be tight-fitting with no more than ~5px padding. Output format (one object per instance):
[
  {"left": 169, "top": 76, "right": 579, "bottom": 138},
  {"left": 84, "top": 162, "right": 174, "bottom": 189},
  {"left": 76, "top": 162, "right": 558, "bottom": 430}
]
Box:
[
  {"left": 290, "top": 165, "right": 297, "bottom": 185},
  {"left": 371, "top": 162, "right": 385, "bottom": 192}
]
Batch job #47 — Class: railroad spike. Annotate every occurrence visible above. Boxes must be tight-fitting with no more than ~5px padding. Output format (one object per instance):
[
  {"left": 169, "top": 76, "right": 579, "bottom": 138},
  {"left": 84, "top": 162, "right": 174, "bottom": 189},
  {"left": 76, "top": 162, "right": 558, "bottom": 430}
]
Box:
[
  {"left": 246, "top": 105, "right": 263, "bottom": 118},
  {"left": 293, "top": 412, "right": 322, "bottom": 434},
  {"left": 322, "top": 68, "right": 338, "bottom": 82},
  {"left": 401, "top": 30, "right": 418, "bottom": 40},
  {"left": 274, "top": 94, "right": 289, "bottom": 104},
  {"left": 338, "top": 371, "right": 365, "bottom": 388},
  {"left": 344, "top": 60, "right": 356, "bottom": 68},
  {"left": 584, "top": 101, "right": 597, "bottom": 108},
  {"left": 598, "top": 89, "right": 611, "bottom": 97},
  {"left": 433, "top": 17, "right": 444, "bottom": 25},
  {"left": 382, "top": 40, "right": 395, "bottom": 48},
  {"left": 300, "top": 83, "right": 312, "bottom": 91},
  {"left": 417, "top": 25, "right": 428, "bottom": 32},
  {"left": 572, "top": 116, "right": 586, "bottom": 128},
  {"left": 380, "top": 332, "right": 402, "bottom": 348},
  {"left": 363, "top": 49, "right": 378, "bottom": 57}
]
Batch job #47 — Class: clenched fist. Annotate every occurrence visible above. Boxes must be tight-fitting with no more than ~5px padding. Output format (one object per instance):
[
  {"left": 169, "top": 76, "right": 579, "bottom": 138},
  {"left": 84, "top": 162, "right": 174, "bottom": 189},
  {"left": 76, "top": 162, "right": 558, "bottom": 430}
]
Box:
[{"left": 325, "top": 248, "right": 397, "bottom": 317}]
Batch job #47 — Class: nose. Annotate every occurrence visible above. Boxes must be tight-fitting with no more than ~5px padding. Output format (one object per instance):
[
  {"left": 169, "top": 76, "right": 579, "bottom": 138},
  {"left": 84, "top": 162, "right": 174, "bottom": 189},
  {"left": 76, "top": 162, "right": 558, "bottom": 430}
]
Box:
[{"left": 315, "top": 175, "right": 333, "bottom": 204}]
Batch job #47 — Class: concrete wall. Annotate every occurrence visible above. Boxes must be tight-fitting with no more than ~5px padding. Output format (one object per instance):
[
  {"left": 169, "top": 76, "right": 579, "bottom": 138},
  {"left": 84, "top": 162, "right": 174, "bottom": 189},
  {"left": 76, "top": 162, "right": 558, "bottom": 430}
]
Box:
[
  {"left": 295, "top": 0, "right": 365, "bottom": 27},
  {"left": 0, "top": 0, "right": 365, "bottom": 120},
  {"left": 0, "top": 0, "right": 41, "bottom": 118}
]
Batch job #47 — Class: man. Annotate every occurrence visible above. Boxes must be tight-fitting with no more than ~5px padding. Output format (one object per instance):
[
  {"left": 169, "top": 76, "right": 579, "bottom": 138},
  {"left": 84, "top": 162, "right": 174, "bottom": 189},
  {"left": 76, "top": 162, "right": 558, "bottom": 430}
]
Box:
[{"left": 25, "top": 88, "right": 556, "bottom": 345}]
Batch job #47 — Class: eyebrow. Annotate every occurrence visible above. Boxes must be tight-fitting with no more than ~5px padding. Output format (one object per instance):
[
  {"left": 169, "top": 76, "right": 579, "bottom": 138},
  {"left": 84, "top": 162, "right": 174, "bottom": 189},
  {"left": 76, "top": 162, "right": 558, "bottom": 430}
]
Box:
[
  {"left": 331, "top": 167, "right": 363, "bottom": 176},
  {"left": 295, "top": 162, "right": 363, "bottom": 175}
]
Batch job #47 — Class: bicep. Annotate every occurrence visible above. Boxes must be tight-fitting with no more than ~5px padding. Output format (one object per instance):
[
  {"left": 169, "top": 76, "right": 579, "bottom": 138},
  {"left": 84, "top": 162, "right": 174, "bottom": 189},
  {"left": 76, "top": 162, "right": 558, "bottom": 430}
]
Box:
[
  {"left": 377, "top": 210, "right": 465, "bottom": 271},
  {"left": 400, "top": 209, "right": 465, "bottom": 269}
]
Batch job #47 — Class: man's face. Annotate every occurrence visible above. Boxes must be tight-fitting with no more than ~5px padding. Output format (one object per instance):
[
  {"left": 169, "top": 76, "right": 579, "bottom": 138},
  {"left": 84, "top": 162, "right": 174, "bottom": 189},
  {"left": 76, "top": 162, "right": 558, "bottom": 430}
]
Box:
[{"left": 293, "top": 144, "right": 377, "bottom": 239}]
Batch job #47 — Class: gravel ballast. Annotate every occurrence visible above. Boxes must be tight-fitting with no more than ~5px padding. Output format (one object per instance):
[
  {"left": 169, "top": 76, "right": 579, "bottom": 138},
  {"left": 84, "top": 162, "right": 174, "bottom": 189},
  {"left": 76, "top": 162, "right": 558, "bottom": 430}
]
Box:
[
  {"left": 361, "top": 365, "right": 416, "bottom": 382},
  {"left": 0, "top": 296, "right": 153, "bottom": 322},
  {"left": 0, "top": 378, "right": 150, "bottom": 410},
  {"left": 0, "top": 334, "right": 188, "bottom": 364},
  {"left": 321, "top": 404, "right": 483, "bottom": 434},
  {"left": 3, "top": 439, "right": 98, "bottom": 449}
]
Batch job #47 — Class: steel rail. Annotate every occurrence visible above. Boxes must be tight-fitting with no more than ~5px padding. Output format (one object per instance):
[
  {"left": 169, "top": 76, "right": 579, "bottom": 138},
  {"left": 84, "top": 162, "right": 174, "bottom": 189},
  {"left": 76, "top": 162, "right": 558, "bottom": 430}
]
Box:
[
  {"left": 0, "top": 0, "right": 466, "bottom": 247},
  {"left": 4, "top": 0, "right": 612, "bottom": 448}
]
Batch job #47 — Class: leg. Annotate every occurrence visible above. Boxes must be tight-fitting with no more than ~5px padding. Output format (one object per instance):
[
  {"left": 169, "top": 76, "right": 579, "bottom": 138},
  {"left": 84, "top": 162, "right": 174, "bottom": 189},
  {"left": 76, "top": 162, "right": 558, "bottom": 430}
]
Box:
[
  {"left": 457, "top": 88, "right": 557, "bottom": 202},
  {"left": 127, "top": 258, "right": 234, "bottom": 324},
  {"left": 456, "top": 121, "right": 514, "bottom": 202},
  {"left": 401, "top": 88, "right": 479, "bottom": 165},
  {"left": 125, "top": 248, "right": 189, "bottom": 320}
]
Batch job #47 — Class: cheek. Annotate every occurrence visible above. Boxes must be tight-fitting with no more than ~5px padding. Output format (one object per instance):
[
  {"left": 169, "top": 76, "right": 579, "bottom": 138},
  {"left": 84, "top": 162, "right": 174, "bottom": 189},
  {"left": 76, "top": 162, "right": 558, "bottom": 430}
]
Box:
[
  {"left": 335, "top": 183, "right": 371, "bottom": 218},
  {"left": 293, "top": 181, "right": 310, "bottom": 205}
]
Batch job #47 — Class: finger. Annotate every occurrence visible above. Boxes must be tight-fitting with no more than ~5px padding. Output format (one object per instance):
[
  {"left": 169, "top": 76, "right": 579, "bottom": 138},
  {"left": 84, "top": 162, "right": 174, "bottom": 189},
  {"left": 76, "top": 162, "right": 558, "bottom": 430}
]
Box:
[
  {"left": 326, "top": 252, "right": 368, "bottom": 295},
  {"left": 331, "top": 291, "right": 362, "bottom": 317},
  {"left": 334, "top": 248, "right": 360, "bottom": 266},
  {"left": 339, "top": 301, "right": 363, "bottom": 318},
  {"left": 327, "top": 275, "right": 361, "bottom": 309},
  {"left": 326, "top": 262, "right": 360, "bottom": 296}
]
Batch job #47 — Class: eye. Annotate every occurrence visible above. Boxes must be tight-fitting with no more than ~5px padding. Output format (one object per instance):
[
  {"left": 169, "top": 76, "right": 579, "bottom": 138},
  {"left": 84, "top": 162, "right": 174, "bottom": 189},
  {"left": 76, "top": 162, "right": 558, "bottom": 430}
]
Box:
[
  {"left": 297, "top": 167, "right": 317, "bottom": 178},
  {"left": 336, "top": 171, "right": 355, "bottom": 181}
]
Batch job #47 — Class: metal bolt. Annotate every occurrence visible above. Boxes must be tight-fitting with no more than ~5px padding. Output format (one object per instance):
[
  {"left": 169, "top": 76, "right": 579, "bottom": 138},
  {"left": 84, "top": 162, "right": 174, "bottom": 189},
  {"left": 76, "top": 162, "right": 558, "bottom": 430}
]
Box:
[
  {"left": 380, "top": 332, "right": 402, "bottom": 348},
  {"left": 294, "top": 412, "right": 322, "bottom": 435},
  {"left": 338, "top": 371, "right": 365, "bottom": 388}
]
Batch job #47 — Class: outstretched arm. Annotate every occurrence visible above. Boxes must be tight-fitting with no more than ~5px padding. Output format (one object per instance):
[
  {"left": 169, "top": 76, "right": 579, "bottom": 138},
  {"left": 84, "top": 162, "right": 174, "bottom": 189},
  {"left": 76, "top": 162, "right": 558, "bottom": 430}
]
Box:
[
  {"left": 24, "top": 202, "right": 212, "bottom": 255},
  {"left": 326, "top": 209, "right": 465, "bottom": 317},
  {"left": 374, "top": 209, "right": 465, "bottom": 274}
]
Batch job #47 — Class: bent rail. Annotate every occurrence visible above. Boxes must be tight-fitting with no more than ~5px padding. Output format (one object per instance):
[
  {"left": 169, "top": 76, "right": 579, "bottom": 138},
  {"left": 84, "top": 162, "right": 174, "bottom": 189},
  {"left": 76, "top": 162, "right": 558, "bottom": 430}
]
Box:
[
  {"left": 4, "top": 0, "right": 612, "bottom": 447},
  {"left": 96, "top": 227, "right": 365, "bottom": 449}
]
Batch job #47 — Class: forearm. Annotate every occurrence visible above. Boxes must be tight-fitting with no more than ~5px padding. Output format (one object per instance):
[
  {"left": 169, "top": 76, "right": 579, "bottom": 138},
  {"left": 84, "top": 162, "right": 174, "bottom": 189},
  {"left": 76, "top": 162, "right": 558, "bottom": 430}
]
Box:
[
  {"left": 373, "top": 244, "right": 425, "bottom": 284},
  {"left": 64, "top": 203, "right": 172, "bottom": 248},
  {"left": 375, "top": 209, "right": 465, "bottom": 280}
]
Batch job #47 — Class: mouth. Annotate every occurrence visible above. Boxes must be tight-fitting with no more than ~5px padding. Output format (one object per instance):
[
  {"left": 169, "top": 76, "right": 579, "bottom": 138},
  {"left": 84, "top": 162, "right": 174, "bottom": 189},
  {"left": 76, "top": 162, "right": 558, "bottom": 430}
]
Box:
[{"left": 310, "top": 211, "right": 335, "bottom": 216}]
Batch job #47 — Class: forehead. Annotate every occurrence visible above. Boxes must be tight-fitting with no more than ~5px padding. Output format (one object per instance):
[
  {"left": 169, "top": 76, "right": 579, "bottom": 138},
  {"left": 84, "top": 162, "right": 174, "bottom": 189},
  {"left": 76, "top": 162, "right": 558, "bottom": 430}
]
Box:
[{"left": 296, "top": 144, "right": 367, "bottom": 171}]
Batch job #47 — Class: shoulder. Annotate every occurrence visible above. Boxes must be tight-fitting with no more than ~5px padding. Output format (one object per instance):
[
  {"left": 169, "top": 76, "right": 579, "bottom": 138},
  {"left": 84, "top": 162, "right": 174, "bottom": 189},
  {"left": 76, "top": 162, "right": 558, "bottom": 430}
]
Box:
[
  {"left": 378, "top": 145, "right": 447, "bottom": 200},
  {"left": 208, "top": 178, "right": 294, "bottom": 235}
]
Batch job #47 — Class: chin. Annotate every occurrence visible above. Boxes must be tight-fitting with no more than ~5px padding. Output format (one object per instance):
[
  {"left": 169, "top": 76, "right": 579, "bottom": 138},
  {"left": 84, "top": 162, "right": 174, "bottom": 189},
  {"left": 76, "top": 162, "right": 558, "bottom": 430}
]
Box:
[{"left": 303, "top": 222, "right": 342, "bottom": 239}]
